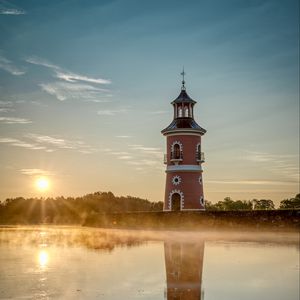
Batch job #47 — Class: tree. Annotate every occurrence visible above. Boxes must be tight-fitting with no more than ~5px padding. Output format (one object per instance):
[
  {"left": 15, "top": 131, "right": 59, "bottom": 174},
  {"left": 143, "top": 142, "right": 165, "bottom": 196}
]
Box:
[
  {"left": 252, "top": 199, "right": 275, "bottom": 210},
  {"left": 279, "top": 194, "right": 300, "bottom": 209}
]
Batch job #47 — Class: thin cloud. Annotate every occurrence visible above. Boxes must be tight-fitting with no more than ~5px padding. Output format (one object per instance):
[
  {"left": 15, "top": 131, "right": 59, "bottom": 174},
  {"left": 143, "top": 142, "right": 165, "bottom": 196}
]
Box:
[
  {"left": 243, "top": 150, "right": 299, "bottom": 182},
  {"left": 25, "top": 56, "right": 111, "bottom": 101},
  {"left": 26, "top": 56, "right": 110, "bottom": 84},
  {"left": 0, "top": 137, "right": 49, "bottom": 151},
  {"left": 0, "top": 1, "right": 25, "bottom": 15},
  {"left": 115, "top": 135, "right": 132, "bottom": 138},
  {"left": 0, "top": 117, "right": 32, "bottom": 124},
  {"left": 0, "top": 101, "right": 14, "bottom": 113},
  {"left": 97, "top": 109, "right": 128, "bottom": 116},
  {"left": 0, "top": 55, "right": 25, "bottom": 75},
  {"left": 0, "top": 134, "right": 97, "bottom": 154},
  {"left": 111, "top": 151, "right": 130, "bottom": 155},
  {"left": 0, "top": 8, "right": 25, "bottom": 14},
  {"left": 55, "top": 71, "right": 111, "bottom": 84},
  {"left": 26, "top": 133, "right": 97, "bottom": 154},
  {"left": 244, "top": 151, "right": 296, "bottom": 162},
  {"left": 25, "top": 56, "right": 60, "bottom": 70},
  {"left": 118, "top": 155, "right": 133, "bottom": 160},
  {"left": 207, "top": 180, "right": 298, "bottom": 186},
  {"left": 148, "top": 110, "right": 168, "bottom": 114},
  {"left": 40, "top": 82, "right": 108, "bottom": 101},
  {"left": 20, "top": 169, "right": 53, "bottom": 176}
]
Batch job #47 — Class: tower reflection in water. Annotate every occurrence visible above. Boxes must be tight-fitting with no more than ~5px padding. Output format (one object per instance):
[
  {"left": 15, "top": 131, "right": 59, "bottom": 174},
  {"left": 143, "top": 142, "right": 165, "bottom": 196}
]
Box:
[{"left": 164, "top": 241, "right": 205, "bottom": 300}]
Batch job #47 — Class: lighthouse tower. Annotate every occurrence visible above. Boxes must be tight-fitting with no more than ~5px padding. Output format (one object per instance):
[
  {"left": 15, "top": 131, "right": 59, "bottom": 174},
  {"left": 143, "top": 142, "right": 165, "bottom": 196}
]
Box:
[{"left": 161, "top": 71, "right": 206, "bottom": 211}]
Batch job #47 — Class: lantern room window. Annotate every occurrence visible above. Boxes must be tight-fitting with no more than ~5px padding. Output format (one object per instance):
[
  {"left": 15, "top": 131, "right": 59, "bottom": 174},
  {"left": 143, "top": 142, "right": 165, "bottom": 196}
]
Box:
[
  {"left": 184, "top": 106, "right": 189, "bottom": 117},
  {"left": 178, "top": 107, "right": 183, "bottom": 117}
]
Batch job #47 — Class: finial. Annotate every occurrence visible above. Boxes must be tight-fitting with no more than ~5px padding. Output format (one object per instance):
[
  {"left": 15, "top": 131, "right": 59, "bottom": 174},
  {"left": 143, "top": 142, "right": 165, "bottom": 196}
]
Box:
[{"left": 180, "top": 67, "right": 186, "bottom": 90}]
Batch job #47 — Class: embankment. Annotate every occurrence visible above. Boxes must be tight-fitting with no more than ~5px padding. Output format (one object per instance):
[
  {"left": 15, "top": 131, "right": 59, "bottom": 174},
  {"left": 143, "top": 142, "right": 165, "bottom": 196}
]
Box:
[{"left": 84, "top": 210, "right": 300, "bottom": 231}]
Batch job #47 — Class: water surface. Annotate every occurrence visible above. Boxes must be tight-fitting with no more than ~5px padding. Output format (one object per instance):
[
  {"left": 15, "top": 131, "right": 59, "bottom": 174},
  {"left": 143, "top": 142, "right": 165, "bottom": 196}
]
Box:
[{"left": 0, "top": 226, "right": 298, "bottom": 299}]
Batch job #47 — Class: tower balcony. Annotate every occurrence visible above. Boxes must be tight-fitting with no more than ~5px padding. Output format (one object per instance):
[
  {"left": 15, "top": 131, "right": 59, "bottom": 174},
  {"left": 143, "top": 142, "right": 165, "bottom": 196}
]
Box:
[
  {"left": 196, "top": 152, "right": 205, "bottom": 163},
  {"left": 170, "top": 151, "right": 183, "bottom": 162},
  {"left": 164, "top": 154, "right": 167, "bottom": 164}
]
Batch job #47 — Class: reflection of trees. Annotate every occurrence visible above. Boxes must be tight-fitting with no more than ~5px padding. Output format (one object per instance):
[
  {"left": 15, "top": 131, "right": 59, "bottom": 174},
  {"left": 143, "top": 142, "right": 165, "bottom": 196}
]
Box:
[{"left": 164, "top": 241, "right": 205, "bottom": 300}]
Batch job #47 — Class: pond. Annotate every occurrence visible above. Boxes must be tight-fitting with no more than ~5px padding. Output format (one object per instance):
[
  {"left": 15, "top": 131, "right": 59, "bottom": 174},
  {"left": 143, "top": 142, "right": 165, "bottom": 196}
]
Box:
[{"left": 0, "top": 226, "right": 298, "bottom": 299}]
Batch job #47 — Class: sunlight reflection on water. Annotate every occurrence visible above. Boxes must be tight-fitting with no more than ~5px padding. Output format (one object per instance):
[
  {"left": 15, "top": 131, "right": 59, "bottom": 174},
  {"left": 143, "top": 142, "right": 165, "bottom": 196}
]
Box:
[
  {"left": 38, "top": 250, "right": 48, "bottom": 268},
  {"left": 0, "top": 226, "right": 299, "bottom": 300}
]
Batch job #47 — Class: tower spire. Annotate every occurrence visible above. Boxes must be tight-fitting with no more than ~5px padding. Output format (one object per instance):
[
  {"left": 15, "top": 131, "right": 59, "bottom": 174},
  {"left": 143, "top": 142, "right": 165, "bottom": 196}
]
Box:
[{"left": 180, "top": 67, "right": 186, "bottom": 90}]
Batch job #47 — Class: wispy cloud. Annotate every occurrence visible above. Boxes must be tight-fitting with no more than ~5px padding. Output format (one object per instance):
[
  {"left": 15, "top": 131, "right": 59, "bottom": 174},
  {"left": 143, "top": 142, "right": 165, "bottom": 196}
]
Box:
[
  {"left": 118, "top": 155, "right": 133, "bottom": 160},
  {"left": 25, "top": 57, "right": 60, "bottom": 70},
  {"left": 40, "top": 82, "right": 108, "bottom": 101},
  {"left": 56, "top": 71, "right": 111, "bottom": 84},
  {"left": 244, "top": 151, "right": 296, "bottom": 163},
  {"left": 0, "top": 55, "right": 25, "bottom": 75},
  {"left": 115, "top": 135, "right": 132, "bottom": 138},
  {"left": 111, "top": 151, "right": 130, "bottom": 155},
  {"left": 128, "top": 144, "right": 162, "bottom": 157},
  {"left": 0, "top": 1, "right": 25, "bottom": 15},
  {"left": 0, "top": 134, "right": 97, "bottom": 154},
  {"left": 148, "top": 110, "right": 168, "bottom": 114},
  {"left": 0, "top": 101, "right": 14, "bottom": 113},
  {"left": 26, "top": 133, "right": 97, "bottom": 154},
  {"left": 0, "top": 138, "right": 50, "bottom": 151},
  {"left": 243, "top": 150, "right": 299, "bottom": 182},
  {"left": 26, "top": 56, "right": 111, "bottom": 101},
  {"left": 20, "top": 168, "right": 53, "bottom": 176},
  {"left": 206, "top": 180, "right": 298, "bottom": 186},
  {"left": 97, "top": 109, "right": 128, "bottom": 116},
  {"left": 0, "top": 117, "right": 32, "bottom": 124}
]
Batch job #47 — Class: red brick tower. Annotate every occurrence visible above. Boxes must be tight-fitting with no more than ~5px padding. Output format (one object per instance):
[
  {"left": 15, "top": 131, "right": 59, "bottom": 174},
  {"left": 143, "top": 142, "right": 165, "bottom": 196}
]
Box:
[{"left": 161, "top": 71, "right": 206, "bottom": 211}]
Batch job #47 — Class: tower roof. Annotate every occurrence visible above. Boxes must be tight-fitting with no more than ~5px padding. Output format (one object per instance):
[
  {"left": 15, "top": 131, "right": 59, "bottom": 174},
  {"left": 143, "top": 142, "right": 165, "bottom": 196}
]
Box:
[
  {"left": 171, "top": 89, "right": 197, "bottom": 105},
  {"left": 161, "top": 69, "right": 206, "bottom": 135},
  {"left": 161, "top": 117, "right": 206, "bottom": 135}
]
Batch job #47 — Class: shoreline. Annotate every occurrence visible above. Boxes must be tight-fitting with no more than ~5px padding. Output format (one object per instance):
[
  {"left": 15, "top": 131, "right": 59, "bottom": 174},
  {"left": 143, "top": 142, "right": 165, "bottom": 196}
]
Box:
[{"left": 83, "top": 210, "right": 300, "bottom": 231}]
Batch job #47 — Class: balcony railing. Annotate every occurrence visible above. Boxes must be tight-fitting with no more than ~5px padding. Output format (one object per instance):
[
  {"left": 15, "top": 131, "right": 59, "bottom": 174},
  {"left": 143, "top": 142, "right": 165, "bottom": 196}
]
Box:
[
  {"left": 171, "top": 151, "right": 183, "bottom": 161},
  {"left": 196, "top": 151, "right": 205, "bottom": 163}
]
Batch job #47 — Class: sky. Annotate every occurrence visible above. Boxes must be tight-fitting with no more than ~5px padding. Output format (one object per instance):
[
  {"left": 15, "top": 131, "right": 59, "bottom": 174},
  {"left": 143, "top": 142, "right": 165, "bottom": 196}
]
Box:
[{"left": 0, "top": 0, "right": 299, "bottom": 205}]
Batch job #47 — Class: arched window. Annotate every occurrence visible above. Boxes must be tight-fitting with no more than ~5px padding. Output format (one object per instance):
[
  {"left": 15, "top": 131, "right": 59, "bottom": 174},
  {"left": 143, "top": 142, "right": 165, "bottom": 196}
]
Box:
[
  {"left": 171, "top": 141, "right": 183, "bottom": 161},
  {"left": 184, "top": 106, "right": 189, "bottom": 117},
  {"left": 178, "top": 107, "right": 183, "bottom": 117},
  {"left": 173, "top": 144, "right": 181, "bottom": 159}
]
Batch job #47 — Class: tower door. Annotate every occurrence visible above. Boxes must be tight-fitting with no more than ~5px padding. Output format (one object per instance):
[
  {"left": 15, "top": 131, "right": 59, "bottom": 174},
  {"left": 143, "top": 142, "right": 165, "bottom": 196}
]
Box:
[{"left": 171, "top": 193, "right": 181, "bottom": 211}]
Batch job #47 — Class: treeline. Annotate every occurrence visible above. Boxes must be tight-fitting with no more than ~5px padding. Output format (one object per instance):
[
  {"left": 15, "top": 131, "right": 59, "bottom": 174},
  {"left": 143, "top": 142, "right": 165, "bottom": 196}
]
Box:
[
  {"left": 205, "top": 194, "right": 300, "bottom": 211},
  {"left": 0, "top": 192, "right": 163, "bottom": 224},
  {"left": 0, "top": 192, "right": 299, "bottom": 225}
]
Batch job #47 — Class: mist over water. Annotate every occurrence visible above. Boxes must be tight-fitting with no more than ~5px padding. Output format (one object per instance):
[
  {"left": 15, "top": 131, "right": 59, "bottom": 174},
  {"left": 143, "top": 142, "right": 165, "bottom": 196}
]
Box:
[{"left": 0, "top": 226, "right": 299, "bottom": 300}]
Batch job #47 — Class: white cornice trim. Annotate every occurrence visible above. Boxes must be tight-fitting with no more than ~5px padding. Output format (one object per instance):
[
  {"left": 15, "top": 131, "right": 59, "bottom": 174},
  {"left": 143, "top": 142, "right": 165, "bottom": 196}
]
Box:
[
  {"left": 164, "top": 132, "right": 202, "bottom": 137},
  {"left": 166, "top": 165, "right": 202, "bottom": 172}
]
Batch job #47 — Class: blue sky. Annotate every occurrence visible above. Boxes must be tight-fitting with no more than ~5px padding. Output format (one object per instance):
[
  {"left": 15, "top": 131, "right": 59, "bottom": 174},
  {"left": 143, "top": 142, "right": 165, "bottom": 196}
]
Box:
[{"left": 0, "top": 0, "right": 299, "bottom": 204}]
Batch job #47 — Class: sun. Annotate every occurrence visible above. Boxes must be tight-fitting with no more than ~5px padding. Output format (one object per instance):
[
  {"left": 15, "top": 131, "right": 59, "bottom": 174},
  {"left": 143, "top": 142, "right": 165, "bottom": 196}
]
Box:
[{"left": 36, "top": 177, "right": 49, "bottom": 191}]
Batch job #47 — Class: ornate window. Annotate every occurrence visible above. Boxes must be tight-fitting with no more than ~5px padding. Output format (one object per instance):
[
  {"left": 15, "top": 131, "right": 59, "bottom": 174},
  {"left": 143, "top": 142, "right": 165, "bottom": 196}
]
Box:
[{"left": 171, "top": 141, "right": 183, "bottom": 160}]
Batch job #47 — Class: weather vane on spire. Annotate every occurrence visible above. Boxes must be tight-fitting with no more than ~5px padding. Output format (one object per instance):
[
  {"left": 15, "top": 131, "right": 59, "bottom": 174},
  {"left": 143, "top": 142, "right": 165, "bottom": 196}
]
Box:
[{"left": 180, "top": 67, "right": 186, "bottom": 90}]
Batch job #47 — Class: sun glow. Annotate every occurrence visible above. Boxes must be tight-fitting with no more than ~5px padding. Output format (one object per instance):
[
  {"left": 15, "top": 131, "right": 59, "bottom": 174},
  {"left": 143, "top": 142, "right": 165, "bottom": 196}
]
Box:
[
  {"left": 38, "top": 250, "right": 49, "bottom": 268},
  {"left": 36, "top": 177, "right": 49, "bottom": 191}
]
